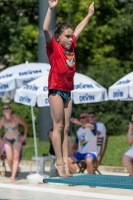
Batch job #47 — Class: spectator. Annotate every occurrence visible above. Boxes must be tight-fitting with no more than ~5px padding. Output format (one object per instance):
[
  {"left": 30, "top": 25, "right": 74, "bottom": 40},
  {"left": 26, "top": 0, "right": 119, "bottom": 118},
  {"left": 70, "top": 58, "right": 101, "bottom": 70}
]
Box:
[
  {"left": 88, "top": 112, "right": 106, "bottom": 155},
  {"left": 122, "top": 122, "right": 133, "bottom": 176},
  {"left": 68, "top": 112, "right": 97, "bottom": 174},
  {"left": 48, "top": 128, "right": 55, "bottom": 156},
  {"left": 0, "top": 105, "right": 28, "bottom": 183}
]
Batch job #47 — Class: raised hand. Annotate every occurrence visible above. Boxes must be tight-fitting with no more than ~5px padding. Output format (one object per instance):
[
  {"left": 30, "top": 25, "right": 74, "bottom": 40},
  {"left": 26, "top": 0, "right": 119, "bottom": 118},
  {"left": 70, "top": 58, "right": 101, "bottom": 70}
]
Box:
[
  {"left": 19, "top": 135, "right": 26, "bottom": 144},
  {"left": 70, "top": 117, "right": 81, "bottom": 125},
  {"left": 48, "top": 0, "right": 58, "bottom": 8},
  {"left": 88, "top": 2, "right": 95, "bottom": 16}
]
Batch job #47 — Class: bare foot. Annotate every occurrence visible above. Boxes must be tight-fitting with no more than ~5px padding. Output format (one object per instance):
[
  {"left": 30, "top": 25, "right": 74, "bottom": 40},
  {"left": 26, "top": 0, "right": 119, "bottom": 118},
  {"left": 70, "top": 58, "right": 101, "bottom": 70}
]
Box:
[
  {"left": 64, "top": 163, "right": 72, "bottom": 177},
  {"left": 9, "top": 177, "right": 16, "bottom": 183},
  {"left": 54, "top": 163, "right": 67, "bottom": 177}
]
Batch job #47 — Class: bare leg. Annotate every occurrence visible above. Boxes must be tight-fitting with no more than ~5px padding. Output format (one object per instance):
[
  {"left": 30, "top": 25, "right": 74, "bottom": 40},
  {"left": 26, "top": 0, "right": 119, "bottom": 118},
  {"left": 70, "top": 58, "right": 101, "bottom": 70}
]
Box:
[
  {"left": 68, "top": 136, "right": 74, "bottom": 157},
  {"left": 63, "top": 99, "right": 72, "bottom": 175},
  {"left": 49, "top": 94, "right": 66, "bottom": 177},
  {"left": 86, "top": 156, "right": 96, "bottom": 188},
  {"left": 86, "top": 156, "right": 94, "bottom": 174},
  {"left": 10, "top": 141, "right": 22, "bottom": 182},
  {"left": 4, "top": 141, "right": 13, "bottom": 172},
  {"left": 122, "top": 155, "right": 133, "bottom": 176},
  {"left": 68, "top": 156, "right": 77, "bottom": 174}
]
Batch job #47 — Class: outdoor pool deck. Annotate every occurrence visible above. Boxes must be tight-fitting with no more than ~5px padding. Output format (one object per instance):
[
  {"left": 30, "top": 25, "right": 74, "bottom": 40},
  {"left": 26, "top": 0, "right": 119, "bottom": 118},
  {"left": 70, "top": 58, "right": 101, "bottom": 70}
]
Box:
[{"left": 0, "top": 161, "right": 132, "bottom": 200}]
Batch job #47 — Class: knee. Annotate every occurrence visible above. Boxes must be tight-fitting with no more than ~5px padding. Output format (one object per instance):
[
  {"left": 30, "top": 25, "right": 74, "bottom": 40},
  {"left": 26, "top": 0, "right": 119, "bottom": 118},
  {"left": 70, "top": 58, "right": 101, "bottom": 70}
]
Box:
[
  {"left": 13, "top": 155, "right": 20, "bottom": 161},
  {"left": 122, "top": 155, "right": 131, "bottom": 164},
  {"left": 54, "top": 124, "right": 63, "bottom": 133},
  {"left": 64, "top": 124, "right": 69, "bottom": 134},
  {"left": 122, "top": 155, "right": 127, "bottom": 163},
  {"left": 68, "top": 157, "right": 74, "bottom": 164},
  {"left": 86, "top": 156, "right": 93, "bottom": 165},
  {"left": 7, "top": 158, "right": 13, "bottom": 163}
]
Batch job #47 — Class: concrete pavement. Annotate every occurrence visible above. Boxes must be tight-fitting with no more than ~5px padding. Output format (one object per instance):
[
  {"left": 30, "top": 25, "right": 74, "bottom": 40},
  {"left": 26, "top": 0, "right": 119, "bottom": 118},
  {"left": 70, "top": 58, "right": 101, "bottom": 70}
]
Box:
[{"left": 0, "top": 160, "right": 132, "bottom": 200}]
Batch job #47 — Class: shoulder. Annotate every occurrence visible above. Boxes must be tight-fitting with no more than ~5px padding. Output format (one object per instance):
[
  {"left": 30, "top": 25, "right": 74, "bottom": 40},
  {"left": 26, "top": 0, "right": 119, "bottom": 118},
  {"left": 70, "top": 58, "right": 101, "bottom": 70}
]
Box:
[
  {"left": 13, "top": 114, "right": 22, "bottom": 122},
  {"left": 97, "top": 122, "right": 106, "bottom": 129},
  {"left": 13, "top": 114, "right": 19, "bottom": 119},
  {"left": 73, "top": 35, "right": 77, "bottom": 42},
  {"left": 46, "top": 37, "right": 57, "bottom": 48},
  {"left": 46, "top": 37, "right": 61, "bottom": 56},
  {"left": 13, "top": 114, "right": 27, "bottom": 125},
  {"left": 97, "top": 122, "right": 106, "bottom": 136},
  {"left": 71, "top": 35, "right": 76, "bottom": 49}
]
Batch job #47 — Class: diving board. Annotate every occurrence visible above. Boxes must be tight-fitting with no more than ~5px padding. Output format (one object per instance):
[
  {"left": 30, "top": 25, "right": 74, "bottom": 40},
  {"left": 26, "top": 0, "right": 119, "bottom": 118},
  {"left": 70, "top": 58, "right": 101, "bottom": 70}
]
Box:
[{"left": 43, "top": 174, "right": 133, "bottom": 189}]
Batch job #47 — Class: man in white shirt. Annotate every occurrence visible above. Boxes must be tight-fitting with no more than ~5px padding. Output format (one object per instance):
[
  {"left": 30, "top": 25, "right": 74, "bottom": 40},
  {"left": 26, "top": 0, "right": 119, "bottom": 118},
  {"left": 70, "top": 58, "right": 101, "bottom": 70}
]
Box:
[
  {"left": 88, "top": 112, "right": 106, "bottom": 155},
  {"left": 68, "top": 112, "right": 97, "bottom": 174}
]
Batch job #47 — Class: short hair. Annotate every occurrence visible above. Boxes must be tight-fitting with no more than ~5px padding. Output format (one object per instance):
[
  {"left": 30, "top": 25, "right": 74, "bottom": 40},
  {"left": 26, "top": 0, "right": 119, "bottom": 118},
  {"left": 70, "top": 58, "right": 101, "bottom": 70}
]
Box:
[
  {"left": 2, "top": 104, "right": 11, "bottom": 109},
  {"left": 54, "top": 21, "right": 74, "bottom": 36},
  {"left": 88, "top": 112, "right": 97, "bottom": 116},
  {"left": 80, "top": 111, "right": 89, "bottom": 115}
]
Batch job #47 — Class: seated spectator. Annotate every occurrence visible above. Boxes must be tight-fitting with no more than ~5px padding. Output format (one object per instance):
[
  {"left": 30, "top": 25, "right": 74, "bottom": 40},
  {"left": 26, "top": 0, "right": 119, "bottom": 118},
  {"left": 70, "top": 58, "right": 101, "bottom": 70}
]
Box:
[
  {"left": 68, "top": 112, "right": 97, "bottom": 174},
  {"left": 1, "top": 133, "right": 26, "bottom": 161},
  {"left": 68, "top": 133, "right": 74, "bottom": 157},
  {"left": 88, "top": 112, "right": 106, "bottom": 155},
  {"left": 122, "top": 122, "right": 133, "bottom": 176},
  {"left": 48, "top": 128, "right": 55, "bottom": 156},
  {"left": 0, "top": 105, "right": 28, "bottom": 183}
]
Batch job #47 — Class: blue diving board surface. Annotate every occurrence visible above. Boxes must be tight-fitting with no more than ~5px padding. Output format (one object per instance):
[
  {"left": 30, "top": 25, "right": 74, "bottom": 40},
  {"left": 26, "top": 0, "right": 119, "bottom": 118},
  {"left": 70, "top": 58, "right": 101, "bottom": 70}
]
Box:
[{"left": 43, "top": 174, "right": 133, "bottom": 189}]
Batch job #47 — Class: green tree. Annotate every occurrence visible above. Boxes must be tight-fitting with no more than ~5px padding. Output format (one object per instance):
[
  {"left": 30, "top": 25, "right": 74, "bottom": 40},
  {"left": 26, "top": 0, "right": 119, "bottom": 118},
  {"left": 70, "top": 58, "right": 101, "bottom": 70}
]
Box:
[
  {"left": 57, "top": 0, "right": 133, "bottom": 135},
  {"left": 0, "top": 0, "right": 38, "bottom": 67},
  {"left": 1, "top": 0, "right": 133, "bottom": 135}
]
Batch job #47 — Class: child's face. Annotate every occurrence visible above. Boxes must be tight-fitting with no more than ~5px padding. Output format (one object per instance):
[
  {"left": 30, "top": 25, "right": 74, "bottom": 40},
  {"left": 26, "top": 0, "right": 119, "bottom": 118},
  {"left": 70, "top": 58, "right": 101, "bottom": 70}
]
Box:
[{"left": 57, "top": 28, "right": 74, "bottom": 50}]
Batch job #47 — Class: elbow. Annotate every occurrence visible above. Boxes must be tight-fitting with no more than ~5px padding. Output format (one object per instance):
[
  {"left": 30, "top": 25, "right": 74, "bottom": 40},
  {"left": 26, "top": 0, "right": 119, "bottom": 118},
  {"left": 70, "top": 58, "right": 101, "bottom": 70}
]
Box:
[
  {"left": 43, "top": 29, "right": 49, "bottom": 36},
  {"left": 43, "top": 27, "right": 46, "bottom": 31},
  {"left": 126, "top": 138, "right": 129, "bottom": 144},
  {"left": 43, "top": 25, "right": 48, "bottom": 32},
  {"left": 126, "top": 138, "right": 132, "bottom": 145}
]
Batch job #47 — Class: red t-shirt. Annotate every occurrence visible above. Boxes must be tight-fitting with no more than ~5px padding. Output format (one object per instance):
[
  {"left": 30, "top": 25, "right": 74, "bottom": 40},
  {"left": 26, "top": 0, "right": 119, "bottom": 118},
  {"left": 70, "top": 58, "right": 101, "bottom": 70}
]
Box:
[{"left": 46, "top": 35, "right": 76, "bottom": 92}]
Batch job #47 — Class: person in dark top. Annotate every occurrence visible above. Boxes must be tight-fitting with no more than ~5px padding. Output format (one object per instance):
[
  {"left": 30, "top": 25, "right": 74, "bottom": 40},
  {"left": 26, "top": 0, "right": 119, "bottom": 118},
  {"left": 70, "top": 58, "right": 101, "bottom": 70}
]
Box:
[
  {"left": 48, "top": 128, "right": 55, "bottom": 156},
  {"left": 47, "top": 128, "right": 74, "bottom": 157}
]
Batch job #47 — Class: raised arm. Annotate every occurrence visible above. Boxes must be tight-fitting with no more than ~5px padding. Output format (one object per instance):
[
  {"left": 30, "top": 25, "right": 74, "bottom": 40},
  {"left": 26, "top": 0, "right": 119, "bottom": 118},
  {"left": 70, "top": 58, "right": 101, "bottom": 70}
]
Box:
[
  {"left": 74, "top": 2, "right": 95, "bottom": 40},
  {"left": 70, "top": 117, "right": 94, "bottom": 130},
  {"left": 43, "top": 0, "right": 58, "bottom": 43}
]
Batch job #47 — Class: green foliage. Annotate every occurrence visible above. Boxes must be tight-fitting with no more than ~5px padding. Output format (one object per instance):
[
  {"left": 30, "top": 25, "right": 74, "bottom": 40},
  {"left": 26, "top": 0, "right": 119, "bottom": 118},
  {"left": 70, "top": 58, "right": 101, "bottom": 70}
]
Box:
[
  {"left": 56, "top": 0, "right": 133, "bottom": 135},
  {"left": 9, "top": 25, "right": 38, "bottom": 65},
  {"left": 1, "top": 0, "right": 133, "bottom": 135},
  {"left": 23, "top": 135, "right": 129, "bottom": 167},
  {"left": 0, "top": 0, "right": 38, "bottom": 66},
  {"left": 101, "top": 135, "right": 129, "bottom": 166},
  {"left": 22, "top": 138, "right": 49, "bottom": 160},
  {"left": 73, "top": 100, "right": 133, "bottom": 136}
]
